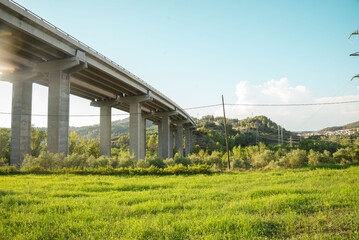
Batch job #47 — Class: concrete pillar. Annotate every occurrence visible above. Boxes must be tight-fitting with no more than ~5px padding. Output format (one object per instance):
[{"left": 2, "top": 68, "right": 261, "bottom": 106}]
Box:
[
  {"left": 169, "top": 127, "right": 174, "bottom": 158},
  {"left": 176, "top": 124, "right": 184, "bottom": 156},
  {"left": 161, "top": 115, "right": 170, "bottom": 159},
  {"left": 157, "top": 122, "right": 162, "bottom": 158},
  {"left": 140, "top": 118, "right": 146, "bottom": 160},
  {"left": 185, "top": 127, "right": 191, "bottom": 157},
  {"left": 10, "top": 81, "right": 32, "bottom": 166},
  {"left": 100, "top": 105, "right": 111, "bottom": 156},
  {"left": 47, "top": 70, "right": 70, "bottom": 155},
  {"left": 129, "top": 102, "right": 142, "bottom": 159}
]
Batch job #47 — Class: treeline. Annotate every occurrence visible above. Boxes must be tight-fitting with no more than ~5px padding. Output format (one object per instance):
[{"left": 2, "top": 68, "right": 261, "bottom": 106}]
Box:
[
  {"left": 1, "top": 118, "right": 359, "bottom": 172},
  {"left": 1, "top": 131, "right": 358, "bottom": 173}
]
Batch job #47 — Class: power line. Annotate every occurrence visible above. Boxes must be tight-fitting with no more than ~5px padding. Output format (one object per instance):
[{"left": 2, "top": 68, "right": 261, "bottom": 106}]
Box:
[
  {"left": 0, "top": 99, "right": 358, "bottom": 117},
  {"left": 223, "top": 100, "right": 359, "bottom": 107}
]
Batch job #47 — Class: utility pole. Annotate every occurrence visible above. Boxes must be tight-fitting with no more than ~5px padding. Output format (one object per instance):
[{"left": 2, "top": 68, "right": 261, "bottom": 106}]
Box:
[
  {"left": 281, "top": 127, "right": 284, "bottom": 144},
  {"left": 222, "top": 95, "right": 230, "bottom": 171},
  {"left": 290, "top": 136, "right": 293, "bottom": 147}
]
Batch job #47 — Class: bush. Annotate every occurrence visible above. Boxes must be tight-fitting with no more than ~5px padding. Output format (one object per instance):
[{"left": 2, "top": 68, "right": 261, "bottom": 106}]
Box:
[
  {"left": 22, "top": 151, "right": 65, "bottom": 170},
  {"left": 204, "top": 151, "right": 223, "bottom": 169},
  {"left": 164, "top": 164, "right": 188, "bottom": 175},
  {"left": 0, "top": 166, "right": 18, "bottom": 175},
  {"left": 108, "top": 156, "right": 120, "bottom": 168},
  {"left": 333, "top": 148, "right": 354, "bottom": 165},
  {"left": 174, "top": 153, "right": 191, "bottom": 166},
  {"left": 164, "top": 158, "right": 175, "bottom": 167},
  {"left": 136, "top": 159, "right": 150, "bottom": 168},
  {"left": 188, "top": 164, "right": 211, "bottom": 174},
  {"left": 147, "top": 156, "right": 166, "bottom": 168},
  {"left": 307, "top": 150, "right": 332, "bottom": 166},
  {"left": 232, "top": 157, "right": 247, "bottom": 169},
  {"left": 187, "top": 154, "right": 203, "bottom": 165},
  {"left": 0, "top": 158, "right": 8, "bottom": 167},
  {"left": 63, "top": 153, "right": 88, "bottom": 169},
  {"left": 279, "top": 149, "right": 308, "bottom": 168},
  {"left": 252, "top": 150, "right": 275, "bottom": 168},
  {"left": 117, "top": 153, "right": 136, "bottom": 168},
  {"left": 25, "top": 166, "right": 51, "bottom": 174}
]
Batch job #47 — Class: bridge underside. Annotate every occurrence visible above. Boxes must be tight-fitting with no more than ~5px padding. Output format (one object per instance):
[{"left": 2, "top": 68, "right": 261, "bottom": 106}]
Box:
[{"left": 0, "top": 1, "right": 196, "bottom": 166}]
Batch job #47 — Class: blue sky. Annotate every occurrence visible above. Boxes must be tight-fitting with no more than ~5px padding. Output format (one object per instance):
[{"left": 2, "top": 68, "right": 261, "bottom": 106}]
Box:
[{"left": 1, "top": 0, "right": 359, "bottom": 131}]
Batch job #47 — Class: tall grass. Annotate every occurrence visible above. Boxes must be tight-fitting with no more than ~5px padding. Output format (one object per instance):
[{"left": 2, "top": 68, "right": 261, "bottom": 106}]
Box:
[{"left": 0, "top": 167, "right": 358, "bottom": 239}]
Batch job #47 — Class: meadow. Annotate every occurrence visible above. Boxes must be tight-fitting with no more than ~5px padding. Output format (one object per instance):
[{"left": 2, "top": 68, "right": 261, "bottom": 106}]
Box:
[{"left": 0, "top": 166, "right": 358, "bottom": 239}]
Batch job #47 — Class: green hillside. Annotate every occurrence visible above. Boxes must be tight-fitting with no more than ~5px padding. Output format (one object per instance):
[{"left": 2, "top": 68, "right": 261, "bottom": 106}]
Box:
[
  {"left": 69, "top": 118, "right": 156, "bottom": 140},
  {"left": 320, "top": 121, "right": 359, "bottom": 132},
  {"left": 69, "top": 115, "right": 293, "bottom": 151},
  {"left": 193, "top": 115, "right": 295, "bottom": 151}
]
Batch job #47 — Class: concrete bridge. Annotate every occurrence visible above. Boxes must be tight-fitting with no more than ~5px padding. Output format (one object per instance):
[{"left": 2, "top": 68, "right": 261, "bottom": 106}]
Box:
[{"left": 0, "top": 0, "right": 196, "bottom": 166}]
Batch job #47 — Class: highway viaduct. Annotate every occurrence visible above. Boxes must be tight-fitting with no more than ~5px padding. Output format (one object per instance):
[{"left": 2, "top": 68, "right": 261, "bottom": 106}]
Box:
[{"left": 0, "top": 0, "right": 196, "bottom": 166}]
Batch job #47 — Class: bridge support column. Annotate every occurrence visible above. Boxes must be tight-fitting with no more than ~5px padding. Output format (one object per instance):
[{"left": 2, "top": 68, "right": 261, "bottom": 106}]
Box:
[
  {"left": 176, "top": 125, "right": 184, "bottom": 156},
  {"left": 100, "top": 105, "right": 111, "bottom": 156},
  {"left": 156, "top": 122, "right": 162, "bottom": 158},
  {"left": 169, "top": 127, "right": 175, "bottom": 158},
  {"left": 117, "top": 92, "right": 152, "bottom": 160},
  {"left": 185, "top": 127, "right": 191, "bottom": 157},
  {"left": 161, "top": 116, "right": 171, "bottom": 159},
  {"left": 129, "top": 102, "right": 142, "bottom": 159},
  {"left": 152, "top": 110, "right": 178, "bottom": 159},
  {"left": 39, "top": 51, "right": 87, "bottom": 155},
  {"left": 140, "top": 117, "right": 146, "bottom": 160},
  {"left": 10, "top": 81, "right": 32, "bottom": 166},
  {"left": 47, "top": 71, "right": 71, "bottom": 155},
  {"left": 173, "top": 120, "right": 189, "bottom": 156},
  {"left": 90, "top": 99, "right": 118, "bottom": 157}
]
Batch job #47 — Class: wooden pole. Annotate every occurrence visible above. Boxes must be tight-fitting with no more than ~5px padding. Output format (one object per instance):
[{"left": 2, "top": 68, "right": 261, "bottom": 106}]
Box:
[{"left": 222, "top": 95, "right": 230, "bottom": 170}]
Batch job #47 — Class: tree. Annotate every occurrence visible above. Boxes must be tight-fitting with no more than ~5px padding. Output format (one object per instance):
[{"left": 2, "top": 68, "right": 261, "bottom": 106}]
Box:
[
  {"left": 31, "top": 127, "right": 46, "bottom": 157},
  {"left": 0, "top": 128, "right": 10, "bottom": 163},
  {"left": 147, "top": 135, "right": 157, "bottom": 152},
  {"left": 69, "top": 131, "right": 86, "bottom": 155}
]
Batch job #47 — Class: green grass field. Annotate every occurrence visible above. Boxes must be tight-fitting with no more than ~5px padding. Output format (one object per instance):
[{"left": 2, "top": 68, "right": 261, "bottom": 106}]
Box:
[{"left": 0, "top": 167, "right": 358, "bottom": 239}]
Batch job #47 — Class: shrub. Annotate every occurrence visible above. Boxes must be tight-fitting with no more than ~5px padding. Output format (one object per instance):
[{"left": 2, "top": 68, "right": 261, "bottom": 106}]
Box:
[
  {"left": 232, "top": 157, "right": 247, "bottom": 169},
  {"left": 187, "top": 154, "right": 203, "bottom": 165},
  {"left": 333, "top": 148, "right": 354, "bottom": 165},
  {"left": 263, "top": 160, "right": 280, "bottom": 170},
  {"left": 204, "top": 151, "right": 222, "bottom": 169},
  {"left": 307, "top": 150, "right": 331, "bottom": 166},
  {"left": 164, "top": 164, "right": 188, "bottom": 175},
  {"left": 22, "top": 151, "right": 65, "bottom": 170},
  {"left": 252, "top": 150, "right": 275, "bottom": 168},
  {"left": 174, "top": 153, "right": 191, "bottom": 166},
  {"left": 63, "top": 153, "right": 88, "bottom": 169},
  {"left": 147, "top": 156, "right": 166, "bottom": 168},
  {"left": 136, "top": 159, "right": 150, "bottom": 168},
  {"left": 25, "top": 166, "right": 51, "bottom": 174},
  {"left": 0, "top": 166, "right": 18, "bottom": 175},
  {"left": 117, "top": 153, "right": 136, "bottom": 168},
  {"left": 94, "top": 156, "right": 110, "bottom": 168},
  {"left": 0, "top": 158, "right": 8, "bottom": 167},
  {"left": 164, "top": 158, "right": 175, "bottom": 167},
  {"left": 108, "top": 156, "right": 120, "bottom": 168},
  {"left": 279, "top": 149, "right": 308, "bottom": 168},
  {"left": 188, "top": 164, "right": 211, "bottom": 174}
]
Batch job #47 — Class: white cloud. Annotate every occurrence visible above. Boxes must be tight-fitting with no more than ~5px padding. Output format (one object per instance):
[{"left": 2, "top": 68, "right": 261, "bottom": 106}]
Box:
[{"left": 214, "top": 78, "right": 359, "bottom": 131}]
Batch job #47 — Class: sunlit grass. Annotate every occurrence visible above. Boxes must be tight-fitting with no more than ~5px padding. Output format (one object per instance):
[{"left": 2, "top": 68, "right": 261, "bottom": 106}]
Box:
[{"left": 0, "top": 167, "right": 358, "bottom": 239}]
